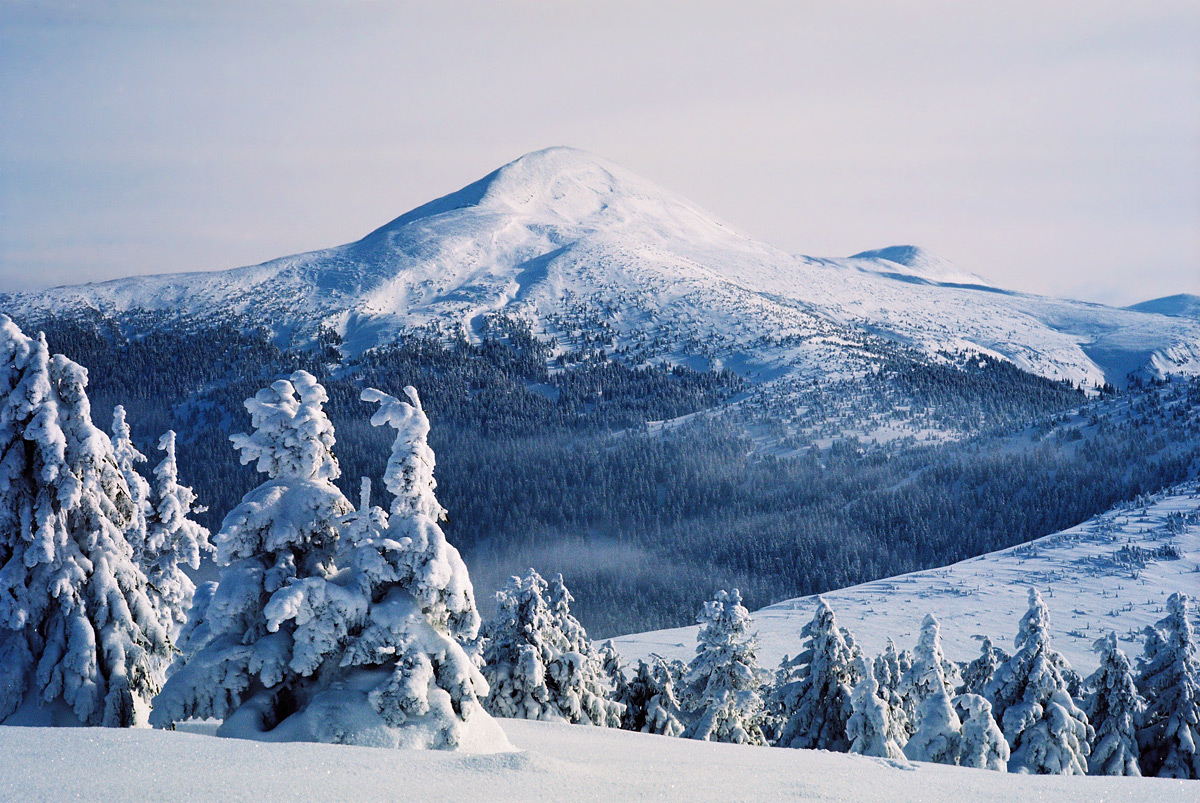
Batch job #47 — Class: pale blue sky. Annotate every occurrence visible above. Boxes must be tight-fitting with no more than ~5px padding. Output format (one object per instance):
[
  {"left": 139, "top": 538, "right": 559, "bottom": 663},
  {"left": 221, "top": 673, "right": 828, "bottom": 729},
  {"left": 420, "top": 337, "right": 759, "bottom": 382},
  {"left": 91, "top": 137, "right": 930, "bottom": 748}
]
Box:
[{"left": 1, "top": 1, "right": 1197, "bottom": 305}]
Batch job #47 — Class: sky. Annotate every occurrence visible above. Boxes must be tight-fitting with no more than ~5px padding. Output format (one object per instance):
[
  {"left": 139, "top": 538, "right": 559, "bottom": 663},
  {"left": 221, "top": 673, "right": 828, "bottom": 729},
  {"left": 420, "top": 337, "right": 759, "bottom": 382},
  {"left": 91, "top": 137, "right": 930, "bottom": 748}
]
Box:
[{"left": 1, "top": 1, "right": 1197, "bottom": 306}]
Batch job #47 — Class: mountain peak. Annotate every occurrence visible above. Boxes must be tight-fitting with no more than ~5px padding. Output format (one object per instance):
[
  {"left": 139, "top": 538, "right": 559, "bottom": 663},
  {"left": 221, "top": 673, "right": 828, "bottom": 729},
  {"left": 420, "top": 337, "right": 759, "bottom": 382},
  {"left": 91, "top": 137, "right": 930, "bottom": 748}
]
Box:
[
  {"left": 849, "top": 245, "right": 992, "bottom": 287},
  {"left": 1127, "top": 293, "right": 1200, "bottom": 320},
  {"left": 367, "top": 146, "right": 685, "bottom": 235}
]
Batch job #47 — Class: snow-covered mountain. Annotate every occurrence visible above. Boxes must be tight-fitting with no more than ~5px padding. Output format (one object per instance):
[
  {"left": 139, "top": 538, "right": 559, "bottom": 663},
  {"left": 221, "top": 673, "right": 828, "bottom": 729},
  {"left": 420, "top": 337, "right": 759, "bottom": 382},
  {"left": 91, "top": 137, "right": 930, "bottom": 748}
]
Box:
[
  {"left": 1128, "top": 294, "right": 1200, "bottom": 321},
  {"left": 4, "top": 147, "right": 1199, "bottom": 388}
]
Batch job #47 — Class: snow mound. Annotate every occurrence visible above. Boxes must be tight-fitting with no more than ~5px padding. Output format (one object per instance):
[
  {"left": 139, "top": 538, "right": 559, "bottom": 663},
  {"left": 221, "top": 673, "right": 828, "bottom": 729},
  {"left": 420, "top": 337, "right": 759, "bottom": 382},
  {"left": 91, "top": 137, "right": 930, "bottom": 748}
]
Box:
[
  {"left": 1127, "top": 294, "right": 1200, "bottom": 321},
  {"left": 849, "top": 246, "right": 993, "bottom": 287},
  {"left": 1, "top": 719, "right": 1194, "bottom": 802}
]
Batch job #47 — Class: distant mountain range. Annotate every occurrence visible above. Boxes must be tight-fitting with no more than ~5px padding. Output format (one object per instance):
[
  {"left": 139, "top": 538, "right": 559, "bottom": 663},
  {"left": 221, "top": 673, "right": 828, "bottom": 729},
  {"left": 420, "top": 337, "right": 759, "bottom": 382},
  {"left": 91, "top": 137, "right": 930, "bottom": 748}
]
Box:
[{"left": 4, "top": 146, "right": 1198, "bottom": 388}]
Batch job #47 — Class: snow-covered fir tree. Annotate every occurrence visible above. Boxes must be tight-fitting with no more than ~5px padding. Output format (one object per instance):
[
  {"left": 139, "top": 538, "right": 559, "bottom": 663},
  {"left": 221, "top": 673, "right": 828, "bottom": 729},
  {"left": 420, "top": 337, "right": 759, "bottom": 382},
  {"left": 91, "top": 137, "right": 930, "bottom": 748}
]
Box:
[
  {"left": 142, "top": 430, "right": 211, "bottom": 639},
  {"left": 959, "top": 636, "right": 1008, "bottom": 697},
  {"left": 984, "top": 588, "right": 1093, "bottom": 774},
  {"left": 775, "top": 597, "right": 862, "bottom": 751},
  {"left": 846, "top": 654, "right": 904, "bottom": 759},
  {"left": 109, "top": 405, "right": 150, "bottom": 562},
  {"left": 600, "top": 640, "right": 629, "bottom": 707},
  {"left": 681, "top": 588, "right": 767, "bottom": 745},
  {"left": 1084, "top": 632, "right": 1144, "bottom": 776},
  {"left": 904, "top": 681, "right": 961, "bottom": 765},
  {"left": 954, "top": 693, "right": 1009, "bottom": 771},
  {"left": 0, "top": 317, "right": 168, "bottom": 726},
  {"left": 1135, "top": 592, "right": 1200, "bottom": 779},
  {"left": 482, "top": 568, "right": 621, "bottom": 727},
  {"left": 898, "top": 613, "right": 959, "bottom": 728},
  {"left": 248, "top": 385, "right": 503, "bottom": 749},
  {"left": 620, "top": 656, "right": 685, "bottom": 737},
  {"left": 150, "top": 371, "right": 353, "bottom": 735},
  {"left": 874, "top": 637, "right": 913, "bottom": 741}
]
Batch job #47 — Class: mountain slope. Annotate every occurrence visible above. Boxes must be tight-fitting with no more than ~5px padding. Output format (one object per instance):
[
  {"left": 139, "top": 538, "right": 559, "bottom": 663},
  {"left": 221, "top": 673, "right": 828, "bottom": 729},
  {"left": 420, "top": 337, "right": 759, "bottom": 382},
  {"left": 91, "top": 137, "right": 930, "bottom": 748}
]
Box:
[
  {"left": 614, "top": 482, "right": 1200, "bottom": 675},
  {"left": 4, "top": 146, "right": 1199, "bottom": 388},
  {"left": 1129, "top": 293, "right": 1200, "bottom": 320}
]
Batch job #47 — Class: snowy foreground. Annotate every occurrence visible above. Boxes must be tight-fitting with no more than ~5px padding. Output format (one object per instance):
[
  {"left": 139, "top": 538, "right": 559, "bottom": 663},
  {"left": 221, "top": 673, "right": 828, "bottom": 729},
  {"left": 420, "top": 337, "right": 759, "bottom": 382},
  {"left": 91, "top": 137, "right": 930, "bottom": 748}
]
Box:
[
  {"left": 617, "top": 485, "right": 1200, "bottom": 674},
  {"left": 2, "top": 719, "right": 1195, "bottom": 803}
]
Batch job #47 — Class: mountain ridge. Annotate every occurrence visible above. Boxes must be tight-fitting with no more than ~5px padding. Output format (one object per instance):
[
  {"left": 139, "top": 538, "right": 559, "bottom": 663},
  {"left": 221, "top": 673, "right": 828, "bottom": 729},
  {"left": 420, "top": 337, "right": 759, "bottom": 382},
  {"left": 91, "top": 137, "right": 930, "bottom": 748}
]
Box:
[{"left": 3, "top": 146, "right": 1198, "bottom": 388}]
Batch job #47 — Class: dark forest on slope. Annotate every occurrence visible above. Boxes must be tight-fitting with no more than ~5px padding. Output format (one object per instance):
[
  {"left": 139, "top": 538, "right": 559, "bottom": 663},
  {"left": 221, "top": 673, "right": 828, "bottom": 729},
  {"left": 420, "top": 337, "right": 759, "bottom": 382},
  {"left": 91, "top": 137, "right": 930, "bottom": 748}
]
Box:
[{"left": 22, "top": 310, "right": 1200, "bottom": 636}]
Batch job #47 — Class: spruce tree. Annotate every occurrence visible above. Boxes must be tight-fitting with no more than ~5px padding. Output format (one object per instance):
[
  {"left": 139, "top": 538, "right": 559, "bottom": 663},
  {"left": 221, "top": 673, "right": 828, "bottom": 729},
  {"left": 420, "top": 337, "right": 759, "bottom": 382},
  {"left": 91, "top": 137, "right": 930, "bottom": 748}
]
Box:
[
  {"left": 0, "top": 317, "right": 168, "bottom": 726},
  {"left": 775, "top": 597, "right": 861, "bottom": 751},
  {"left": 959, "top": 636, "right": 1008, "bottom": 697},
  {"left": 142, "top": 430, "right": 211, "bottom": 639},
  {"left": 681, "top": 588, "right": 767, "bottom": 744},
  {"left": 621, "top": 656, "right": 685, "bottom": 737},
  {"left": 1084, "top": 632, "right": 1143, "bottom": 776},
  {"left": 150, "top": 371, "right": 353, "bottom": 734},
  {"left": 109, "top": 405, "right": 150, "bottom": 563},
  {"left": 600, "top": 640, "right": 629, "bottom": 708},
  {"left": 482, "top": 568, "right": 620, "bottom": 726},
  {"left": 847, "top": 655, "right": 904, "bottom": 759},
  {"left": 955, "top": 693, "right": 1009, "bottom": 771},
  {"left": 904, "top": 682, "right": 961, "bottom": 764},
  {"left": 874, "top": 637, "right": 912, "bottom": 741},
  {"left": 984, "top": 588, "right": 1093, "bottom": 774},
  {"left": 249, "top": 385, "right": 501, "bottom": 748},
  {"left": 899, "top": 613, "right": 959, "bottom": 726},
  {"left": 1135, "top": 593, "right": 1200, "bottom": 779}
]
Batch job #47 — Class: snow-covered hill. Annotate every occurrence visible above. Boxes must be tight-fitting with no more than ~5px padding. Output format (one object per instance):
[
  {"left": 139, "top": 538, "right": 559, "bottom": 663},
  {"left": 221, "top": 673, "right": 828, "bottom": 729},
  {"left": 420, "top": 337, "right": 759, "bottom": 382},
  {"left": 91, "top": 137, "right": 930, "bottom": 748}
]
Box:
[
  {"left": 615, "top": 483, "right": 1200, "bottom": 675},
  {"left": 4, "top": 147, "right": 1199, "bottom": 388},
  {"left": 1129, "top": 294, "right": 1200, "bottom": 321},
  {"left": 2, "top": 719, "right": 1195, "bottom": 802}
]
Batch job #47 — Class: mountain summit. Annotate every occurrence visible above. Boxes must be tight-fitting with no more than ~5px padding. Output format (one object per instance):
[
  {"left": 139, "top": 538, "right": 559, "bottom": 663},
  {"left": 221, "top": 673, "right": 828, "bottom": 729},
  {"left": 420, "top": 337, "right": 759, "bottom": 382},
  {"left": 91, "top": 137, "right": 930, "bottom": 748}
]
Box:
[
  {"left": 3, "top": 147, "right": 1198, "bottom": 387},
  {"left": 849, "top": 245, "right": 992, "bottom": 287}
]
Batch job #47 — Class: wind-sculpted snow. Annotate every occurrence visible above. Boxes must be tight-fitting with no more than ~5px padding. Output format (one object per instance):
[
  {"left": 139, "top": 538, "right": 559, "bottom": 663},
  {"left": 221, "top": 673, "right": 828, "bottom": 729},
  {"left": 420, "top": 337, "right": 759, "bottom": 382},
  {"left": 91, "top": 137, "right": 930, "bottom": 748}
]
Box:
[
  {"left": 615, "top": 484, "right": 1200, "bottom": 676},
  {"left": 3, "top": 147, "right": 1197, "bottom": 389}
]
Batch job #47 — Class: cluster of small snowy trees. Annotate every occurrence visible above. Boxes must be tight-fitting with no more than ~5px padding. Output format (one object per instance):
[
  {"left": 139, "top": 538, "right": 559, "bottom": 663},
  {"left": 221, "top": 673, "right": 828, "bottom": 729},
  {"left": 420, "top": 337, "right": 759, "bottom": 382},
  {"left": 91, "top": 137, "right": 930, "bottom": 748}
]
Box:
[
  {"left": 151, "top": 377, "right": 504, "bottom": 749},
  {"left": 0, "top": 318, "right": 505, "bottom": 749},
  {"left": 0, "top": 317, "right": 208, "bottom": 726},
  {"left": 481, "top": 565, "right": 1200, "bottom": 780}
]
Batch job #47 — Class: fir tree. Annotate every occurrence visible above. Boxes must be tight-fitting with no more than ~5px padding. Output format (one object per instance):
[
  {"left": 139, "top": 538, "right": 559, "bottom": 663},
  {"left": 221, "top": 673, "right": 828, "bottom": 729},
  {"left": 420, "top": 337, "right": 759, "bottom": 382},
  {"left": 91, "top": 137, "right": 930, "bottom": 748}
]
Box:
[
  {"left": 847, "top": 655, "right": 904, "bottom": 759},
  {"left": 252, "top": 385, "right": 501, "bottom": 748},
  {"left": 0, "top": 317, "right": 168, "bottom": 726},
  {"left": 1084, "top": 632, "right": 1143, "bottom": 776},
  {"left": 681, "top": 588, "right": 767, "bottom": 745},
  {"left": 150, "top": 371, "right": 353, "bottom": 734},
  {"left": 899, "top": 613, "right": 959, "bottom": 727},
  {"left": 620, "top": 656, "right": 685, "bottom": 737},
  {"left": 142, "top": 430, "right": 211, "bottom": 639},
  {"left": 984, "top": 588, "right": 1093, "bottom": 774},
  {"left": 481, "top": 568, "right": 621, "bottom": 726},
  {"left": 775, "top": 597, "right": 861, "bottom": 751},
  {"left": 904, "top": 683, "right": 961, "bottom": 765},
  {"left": 874, "top": 637, "right": 912, "bottom": 741},
  {"left": 954, "top": 693, "right": 1009, "bottom": 771},
  {"left": 109, "top": 405, "right": 150, "bottom": 563},
  {"left": 959, "top": 636, "right": 1008, "bottom": 697},
  {"left": 600, "top": 640, "right": 629, "bottom": 707},
  {"left": 1136, "top": 593, "right": 1200, "bottom": 779}
]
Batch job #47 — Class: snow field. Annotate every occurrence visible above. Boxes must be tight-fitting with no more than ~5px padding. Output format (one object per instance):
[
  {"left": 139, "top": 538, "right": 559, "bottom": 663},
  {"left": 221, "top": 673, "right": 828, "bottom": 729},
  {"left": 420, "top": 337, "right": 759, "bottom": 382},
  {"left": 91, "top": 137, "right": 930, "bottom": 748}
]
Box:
[{"left": 1, "top": 719, "right": 1196, "bottom": 803}]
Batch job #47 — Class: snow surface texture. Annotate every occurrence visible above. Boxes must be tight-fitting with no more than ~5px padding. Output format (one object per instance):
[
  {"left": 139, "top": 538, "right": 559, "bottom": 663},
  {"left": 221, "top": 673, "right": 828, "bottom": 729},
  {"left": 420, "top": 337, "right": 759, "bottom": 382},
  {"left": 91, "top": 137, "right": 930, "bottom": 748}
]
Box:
[
  {"left": 4, "top": 147, "right": 1198, "bottom": 390},
  {"left": 1, "top": 718, "right": 1196, "bottom": 803},
  {"left": 616, "top": 484, "right": 1200, "bottom": 676}
]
